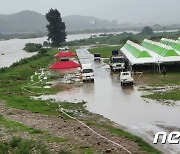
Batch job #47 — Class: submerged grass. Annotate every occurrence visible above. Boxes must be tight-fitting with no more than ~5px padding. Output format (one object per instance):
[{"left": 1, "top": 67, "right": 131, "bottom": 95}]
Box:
[{"left": 139, "top": 73, "right": 180, "bottom": 100}]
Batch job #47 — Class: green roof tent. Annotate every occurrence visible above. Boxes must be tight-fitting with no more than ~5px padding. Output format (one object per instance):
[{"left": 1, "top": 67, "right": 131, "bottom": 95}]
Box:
[
  {"left": 141, "top": 39, "right": 179, "bottom": 57},
  {"left": 160, "top": 38, "right": 180, "bottom": 52},
  {"left": 121, "top": 39, "right": 180, "bottom": 65},
  {"left": 121, "top": 40, "right": 156, "bottom": 65},
  {"left": 123, "top": 41, "right": 152, "bottom": 58}
]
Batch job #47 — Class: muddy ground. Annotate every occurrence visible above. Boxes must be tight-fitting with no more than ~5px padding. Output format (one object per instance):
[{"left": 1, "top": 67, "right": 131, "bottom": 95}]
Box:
[{"left": 0, "top": 100, "right": 150, "bottom": 154}]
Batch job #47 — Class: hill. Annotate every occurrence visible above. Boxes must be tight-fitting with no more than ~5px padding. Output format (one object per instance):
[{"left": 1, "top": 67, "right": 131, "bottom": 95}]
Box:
[{"left": 0, "top": 10, "right": 120, "bottom": 34}]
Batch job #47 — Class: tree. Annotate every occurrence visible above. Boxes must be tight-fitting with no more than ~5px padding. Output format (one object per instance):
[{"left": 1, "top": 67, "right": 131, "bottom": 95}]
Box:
[
  {"left": 46, "top": 9, "right": 66, "bottom": 47},
  {"left": 141, "top": 26, "right": 153, "bottom": 35}
]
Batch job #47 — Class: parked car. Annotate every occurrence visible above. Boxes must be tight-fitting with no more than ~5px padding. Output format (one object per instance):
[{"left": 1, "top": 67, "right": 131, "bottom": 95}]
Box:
[
  {"left": 94, "top": 53, "right": 101, "bottom": 61},
  {"left": 120, "top": 71, "right": 133, "bottom": 86},
  {"left": 80, "top": 64, "right": 94, "bottom": 82},
  {"left": 58, "top": 46, "right": 69, "bottom": 51}
]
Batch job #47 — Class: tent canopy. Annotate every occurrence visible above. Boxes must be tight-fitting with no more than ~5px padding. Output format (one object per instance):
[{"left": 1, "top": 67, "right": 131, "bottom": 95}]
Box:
[
  {"left": 141, "top": 39, "right": 179, "bottom": 57},
  {"left": 121, "top": 39, "right": 180, "bottom": 65},
  {"left": 160, "top": 38, "right": 180, "bottom": 52},
  {"left": 55, "top": 51, "right": 76, "bottom": 58},
  {"left": 123, "top": 41, "right": 152, "bottom": 58},
  {"left": 49, "top": 60, "right": 81, "bottom": 69}
]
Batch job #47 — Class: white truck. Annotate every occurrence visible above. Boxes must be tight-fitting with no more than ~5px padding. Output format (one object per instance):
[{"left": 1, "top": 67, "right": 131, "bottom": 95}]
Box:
[
  {"left": 120, "top": 71, "right": 133, "bottom": 86},
  {"left": 80, "top": 64, "right": 94, "bottom": 82},
  {"left": 109, "top": 56, "right": 125, "bottom": 71},
  {"left": 94, "top": 53, "right": 101, "bottom": 61}
]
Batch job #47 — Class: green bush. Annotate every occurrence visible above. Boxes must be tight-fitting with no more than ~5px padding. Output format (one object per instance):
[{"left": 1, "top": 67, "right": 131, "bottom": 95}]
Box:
[
  {"left": 9, "top": 136, "right": 22, "bottom": 148},
  {"left": 23, "top": 43, "right": 42, "bottom": 52},
  {"left": 0, "top": 142, "right": 8, "bottom": 154},
  {"left": 39, "top": 48, "right": 48, "bottom": 54}
]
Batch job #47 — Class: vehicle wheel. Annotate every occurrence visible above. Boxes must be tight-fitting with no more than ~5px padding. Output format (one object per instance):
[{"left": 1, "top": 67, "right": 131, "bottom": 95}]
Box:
[
  {"left": 91, "top": 79, "right": 94, "bottom": 82},
  {"left": 121, "top": 82, "right": 123, "bottom": 86}
]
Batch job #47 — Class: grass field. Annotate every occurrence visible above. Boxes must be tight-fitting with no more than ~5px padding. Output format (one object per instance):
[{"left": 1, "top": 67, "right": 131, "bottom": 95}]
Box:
[
  {"left": 65, "top": 31, "right": 180, "bottom": 47},
  {"left": 88, "top": 45, "right": 122, "bottom": 58},
  {"left": 139, "top": 72, "right": 180, "bottom": 101}
]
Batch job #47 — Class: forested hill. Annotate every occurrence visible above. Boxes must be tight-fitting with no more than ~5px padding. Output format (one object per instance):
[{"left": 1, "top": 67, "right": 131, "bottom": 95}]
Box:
[
  {"left": 0, "top": 10, "right": 119, "bottom": 34},
  {"left": 0, "top": 10, "right": 47, "bottom": 33}
]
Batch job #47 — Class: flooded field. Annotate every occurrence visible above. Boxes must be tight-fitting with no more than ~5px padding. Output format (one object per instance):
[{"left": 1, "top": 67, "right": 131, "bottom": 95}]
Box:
[
  {"left": 1, "top": 34, "right": 180, "bottom": 153},
  {"left": 38, "top": 48, "right": 180, "bottom": 154}
]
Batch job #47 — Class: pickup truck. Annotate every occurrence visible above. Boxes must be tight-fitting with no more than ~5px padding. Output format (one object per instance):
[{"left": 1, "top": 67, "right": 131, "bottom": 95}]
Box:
[
  {"left": 120, "top": 71, "right": 133, "bottom": 86},
  {"left": 109, "top": 56, "right": 125, "bottom": 71}
]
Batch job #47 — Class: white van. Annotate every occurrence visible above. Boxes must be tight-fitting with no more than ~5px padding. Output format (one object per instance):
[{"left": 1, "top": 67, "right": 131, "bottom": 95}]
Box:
[{"left": 81, "top": 64, "right": 94, "bottom": 82}]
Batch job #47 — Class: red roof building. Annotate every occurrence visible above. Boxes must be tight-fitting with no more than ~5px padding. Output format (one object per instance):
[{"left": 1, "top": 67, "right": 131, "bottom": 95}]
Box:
[
  {"left": 49, "top": 60, "right": 81, "bottom": 70},
  {"left": 55, "top": 51, "right": 76, "bottom": 58}
]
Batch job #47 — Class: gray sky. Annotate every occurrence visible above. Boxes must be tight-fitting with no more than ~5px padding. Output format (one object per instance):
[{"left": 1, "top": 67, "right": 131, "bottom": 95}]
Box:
[{"left": 0, "top": 0, "right": 179, "bottom": 24}]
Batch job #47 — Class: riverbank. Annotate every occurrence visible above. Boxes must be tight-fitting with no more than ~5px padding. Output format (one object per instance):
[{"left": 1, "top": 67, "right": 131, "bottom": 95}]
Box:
[{"left": 0, "top": 48, "right": 160, "bottom": 153}]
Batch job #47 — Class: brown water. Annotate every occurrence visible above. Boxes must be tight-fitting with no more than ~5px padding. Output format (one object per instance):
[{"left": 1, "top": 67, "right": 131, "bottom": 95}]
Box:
[
  {"left": 38, "top": 48, "right": 180, "bottom": 154},
  {"left": 0, "top": 37, "right": 47, "bottom": 68}
]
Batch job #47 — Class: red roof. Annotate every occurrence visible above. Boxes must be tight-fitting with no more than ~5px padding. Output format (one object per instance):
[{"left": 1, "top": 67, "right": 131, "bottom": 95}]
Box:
[
  {"left": 55, "top": 51, "right": 76, "bottom": 58},
  {"left": 49, "top": 60, "right": 81, "bottom": 69}
]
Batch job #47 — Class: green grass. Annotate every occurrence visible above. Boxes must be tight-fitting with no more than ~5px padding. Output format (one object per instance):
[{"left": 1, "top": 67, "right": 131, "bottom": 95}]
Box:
[
  {"left": 86, "top": 121, "right": 161, "bottom": 154},
  {"left": 0, "top": 114, "right": 68, "bottom": 144},
  {"left": 88, "top": 45, "right": 122, "bottom": 58},
  {"left": 0, "top": 114, "right": 41, "bottom": 133},
  {"left": 143, "top": 89, "right": 180, "bottom": 101},
  {"left": 0, "top": 136, "right": 50, "bottom": 154},
  {"left": 65, "top": 31, "right": 180, "bottom": 47},
  {"left": 139, "top": 73, "right": 180, "bottom": 100},
  {"left": 80, "top": 146, "right": 94, "bottom": 154},
  {"left": 0, "top": 49, "right": 61, "bottom": 115},
  {"left": 0, "top": 95, "right": 59, "bottom": 116}
]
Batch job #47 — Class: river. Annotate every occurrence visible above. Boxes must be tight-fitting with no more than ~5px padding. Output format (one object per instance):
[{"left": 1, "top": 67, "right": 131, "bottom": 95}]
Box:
[{"left": 0, "top": 32, "right": 108, "bottom": 68}]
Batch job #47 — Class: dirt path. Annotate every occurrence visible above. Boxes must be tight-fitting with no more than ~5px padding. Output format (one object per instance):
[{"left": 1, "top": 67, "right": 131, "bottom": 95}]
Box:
[{"left": 0, "top": 101, "right": 149, "bottom": 154}]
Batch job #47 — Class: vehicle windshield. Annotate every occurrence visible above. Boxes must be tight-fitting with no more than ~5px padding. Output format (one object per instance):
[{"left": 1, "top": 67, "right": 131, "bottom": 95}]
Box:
[
  {"left": 82, "top": 69, "right": 93, "bottom": 73},
  {"left": 94, "top": 54, "right": 101, "bottom": 57},
  {"left": 112, "top": 58, "right": 124, "bottom": 63}
]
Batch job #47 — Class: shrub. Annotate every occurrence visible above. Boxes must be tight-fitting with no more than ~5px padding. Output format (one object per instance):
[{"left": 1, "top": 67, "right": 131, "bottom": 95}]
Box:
[
  {"left": 9, "top": 136, "right": 22, "bottom": 148},
  {"left": 23, "top": 43, "right": 42, "bottom": 52}
]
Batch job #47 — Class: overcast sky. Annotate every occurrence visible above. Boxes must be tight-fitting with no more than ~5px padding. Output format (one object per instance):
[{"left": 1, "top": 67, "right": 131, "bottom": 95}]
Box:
[{"left": 0, "top": 0, "right": 179, "bottom": 24}]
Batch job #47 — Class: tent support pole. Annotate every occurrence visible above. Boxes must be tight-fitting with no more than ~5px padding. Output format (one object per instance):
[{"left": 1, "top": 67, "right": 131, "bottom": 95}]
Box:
[{"left": 158, "top": 62, "right": 161, "bottom": 73}]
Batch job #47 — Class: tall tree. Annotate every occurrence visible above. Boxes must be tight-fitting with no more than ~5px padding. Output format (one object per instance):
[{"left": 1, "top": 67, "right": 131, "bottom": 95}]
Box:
[
  {"left": 141, "top": 26, "right": 153, "bottom": 35},
  {"left": 46, "top": 9, "right": 66, "bottom": 47}
]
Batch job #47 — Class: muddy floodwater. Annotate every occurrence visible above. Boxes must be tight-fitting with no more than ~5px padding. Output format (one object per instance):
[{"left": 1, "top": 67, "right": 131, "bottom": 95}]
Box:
[
  {"left": 39, "top": 48, "right": 180, "bottom": 154},
  {"left": 0, "top": 33, "right": 103, "bottom": 68}
]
